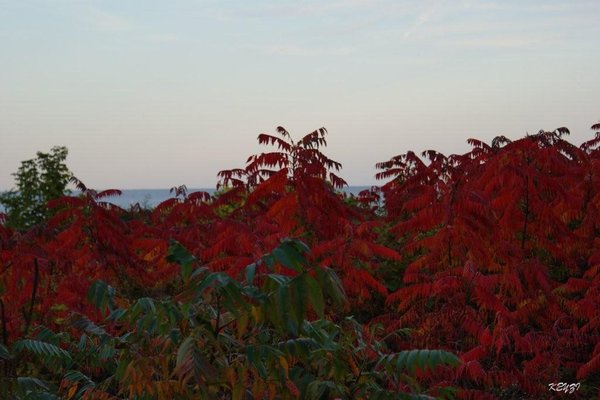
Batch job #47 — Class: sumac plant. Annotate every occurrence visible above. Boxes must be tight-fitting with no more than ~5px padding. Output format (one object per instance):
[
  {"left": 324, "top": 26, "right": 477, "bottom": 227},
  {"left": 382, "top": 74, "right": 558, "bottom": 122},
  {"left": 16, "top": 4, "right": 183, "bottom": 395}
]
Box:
[
  {"left": 377, "top": 124, "right": 600, "bottom": 398},
  {"left": 215, "top": 127, "right": 400, "bottom": 308},
  {"left": 0, "top": 239, "right": 459, "bottom": 399},
  {"left": 1, "top": 122, "right": 600, "bottom": 399}
]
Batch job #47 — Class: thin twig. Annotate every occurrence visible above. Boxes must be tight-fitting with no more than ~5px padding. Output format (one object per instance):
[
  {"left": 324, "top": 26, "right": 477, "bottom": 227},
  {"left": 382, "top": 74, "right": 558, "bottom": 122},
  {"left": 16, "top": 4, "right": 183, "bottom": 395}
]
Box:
[{"left": 23, "top": 258, "right": 39, "bottom": 337}]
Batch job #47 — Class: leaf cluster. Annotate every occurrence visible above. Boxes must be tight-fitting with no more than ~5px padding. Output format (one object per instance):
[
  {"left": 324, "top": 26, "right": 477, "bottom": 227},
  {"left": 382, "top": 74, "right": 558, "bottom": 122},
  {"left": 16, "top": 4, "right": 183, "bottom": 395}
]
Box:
[
  {"left": 1, "top": 240, "right": 459, "bottom": 399},
  {"left": 0, "top": 146, "right": 72, "bottom": 230}
]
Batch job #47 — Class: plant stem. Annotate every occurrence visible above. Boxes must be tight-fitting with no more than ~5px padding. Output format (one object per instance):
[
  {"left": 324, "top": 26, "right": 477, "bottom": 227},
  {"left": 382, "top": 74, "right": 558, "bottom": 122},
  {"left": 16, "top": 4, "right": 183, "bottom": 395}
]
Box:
[
  {"left": 521, "top": 176, "right": 529, "bottom": 251},
  {"left": 23, "top": 258, "right": 39, "bottom": 337},
  {"left": 0, "top": 300, "right": 7, "bottom": 347}
]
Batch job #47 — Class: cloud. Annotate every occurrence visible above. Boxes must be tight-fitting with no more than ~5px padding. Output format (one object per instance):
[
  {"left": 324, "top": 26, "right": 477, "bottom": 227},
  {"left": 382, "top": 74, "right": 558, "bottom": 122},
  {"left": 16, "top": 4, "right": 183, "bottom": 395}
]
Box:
[
  {"left": 266, "top": 45, "right": 355, "bottom": 57},
  {"left": 84, "top": 8, "right": 133, "bottom": 32},
  {"left": 403, "top": 1, "right": 442, "bottom": 38},
  {"left": 260, "top": 0, "right": 378, "bottom": 18},
  {"left": 141, "top": 33, "right": 181, "bottom": 44},
  {"left": 398, "top": 0, "right": 596, "bottom": 47},
  {"left": 74, "top": 5, "right": 181, "bottom": 44},
  {"left": 463, "top": 0, "right": 600, "bottom": 13},
  {"left": 450, "top": 36, "right": 547, "bottom": 48},
  {"left": 205, "top": 0, "right": 403, "bottom": 24}
]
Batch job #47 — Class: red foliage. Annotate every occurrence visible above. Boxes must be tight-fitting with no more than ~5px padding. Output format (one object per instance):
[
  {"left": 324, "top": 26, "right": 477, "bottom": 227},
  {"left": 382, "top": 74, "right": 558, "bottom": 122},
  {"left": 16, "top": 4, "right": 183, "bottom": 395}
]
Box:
[
  {"left": 216, "top": 127, "right": 394, "bottom": 301},
  {"left": 2, "top": 123, "right": 600, "bottom": 398},
  {"left": 377, "top": 124, "right": 600, "bottom": 397}
]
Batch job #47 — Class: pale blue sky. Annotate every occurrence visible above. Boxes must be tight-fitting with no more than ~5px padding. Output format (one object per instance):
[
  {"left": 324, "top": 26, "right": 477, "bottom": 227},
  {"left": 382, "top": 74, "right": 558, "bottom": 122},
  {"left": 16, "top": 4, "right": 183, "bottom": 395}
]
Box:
[{"left": 1, "top": 0, "right": 599, "bottom": 189}]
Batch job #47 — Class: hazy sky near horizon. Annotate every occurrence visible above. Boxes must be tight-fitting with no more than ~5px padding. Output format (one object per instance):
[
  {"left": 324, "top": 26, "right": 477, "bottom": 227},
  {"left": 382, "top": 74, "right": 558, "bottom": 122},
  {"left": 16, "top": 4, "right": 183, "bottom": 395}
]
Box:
[{"left": 1, "top": 0, "right": 599, "bottom": 189}]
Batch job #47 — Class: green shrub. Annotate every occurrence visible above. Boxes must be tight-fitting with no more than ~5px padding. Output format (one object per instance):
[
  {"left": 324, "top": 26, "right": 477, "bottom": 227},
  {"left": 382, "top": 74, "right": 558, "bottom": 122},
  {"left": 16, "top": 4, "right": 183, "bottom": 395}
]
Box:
[{"left": 0, "top": 146, "right": 71, "bottom": 230}]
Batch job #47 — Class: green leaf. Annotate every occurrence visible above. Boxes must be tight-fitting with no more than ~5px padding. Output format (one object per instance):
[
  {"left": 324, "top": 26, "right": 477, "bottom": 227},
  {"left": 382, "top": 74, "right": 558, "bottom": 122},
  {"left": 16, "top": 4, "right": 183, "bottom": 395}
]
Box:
[
  {"left": 77, "top": 334, "right": 87, "bottom": 352},
  {"left": 266, "top": 274, "right": 291, "bottom": 288},
  {"left": 0, "top": 344, "right": 11, "bottom": 360},
  {"left": 99, "top": 344, "right": 116, "bottom": 360},
  {"left": 115, "top": 358, "right": 130, "bottom": 381},
  {"left": 108, "top": 308, "right": 127, "bottom": 321},
  {"left": 167, "top": 240, "right": 197, "bottom": 281},
  {"left": 305, "top": 274, "right": 324, "bottom": 318},
  {"left": 273, "top": 246, "right": 301, "bottom": 272},
  {"left": 245, "top": 262, "right": 257, "bottom": 284},
  {"left": 220, "top": 281, "right": 248, "bottom": 317},
  {"left": 190, "top": 266, "right": 209, "bottom": 279},
  {"left": 63, "top": 370, "right": 96, "bottom": 397},
  {"left": 407, "top": 350, "right": 419, "bottom": 374},
  {"left": 275, "top": 284, "right": 295, "bottom": 335},
  {"left": 13, "top": 339, "right": 72, "bottom": 364},
  {"left": 245, "top": 344, "right": 282, "bottom": 379},
  {"left": 33, "top": 326, "right": 61, "bottom": 344},
  {"left": 176, "top": 336, "right": 195, "bottom": 369},
  {"left": 262, "top": 254, "right": 275, "bottom": 270},
  {"left": 87, "top": 280, "right": 114, "bottom": 314},
  {"left": 278, "top": 337, "right": 319, "bottom": 358},
  {"left": 16, "top": 376, "right": 50, "bottom": 392},
  {"left": 271, "top": 239, "right": 309, "bottom": 272},
  {"left": 306, "top": 380, "right": 337, "bottom": 400},
  {"left": 71, "top": 314, "right": 110, "bottom": 338},
  {"left": 316, "top": 267, "right": 346, "bottom": 306},
  {"left": 138, "top": 297, "right": 156, "bottom": 314},
  {"left": 193, "top": 272, "right": 228, "bottom": 295},
  {"left": 288, "top": 274, "right": 307, "bottom": 326},
  {"left": 377, "top": 349, "right": 461, "bottom": 376},
  {"left": 246, "top": 345, "right": 268, "bottom": 378}
]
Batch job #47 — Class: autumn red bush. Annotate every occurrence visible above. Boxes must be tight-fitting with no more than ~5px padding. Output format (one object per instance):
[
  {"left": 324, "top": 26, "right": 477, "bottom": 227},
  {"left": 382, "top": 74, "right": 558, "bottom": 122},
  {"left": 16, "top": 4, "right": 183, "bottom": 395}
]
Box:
[
  {"left": 376, "top": 124, "right": 600, "bottom": 398},
  {"left": 1, "top": 123, "right": 600, "bottom": 398}
]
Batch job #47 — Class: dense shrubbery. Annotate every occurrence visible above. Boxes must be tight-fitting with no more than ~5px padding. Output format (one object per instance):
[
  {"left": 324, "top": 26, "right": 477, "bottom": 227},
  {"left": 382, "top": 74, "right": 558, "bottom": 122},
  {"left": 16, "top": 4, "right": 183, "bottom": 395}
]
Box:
[
  {"left": 1, "top": 123, "right": 600, "bottom": 399},
  {"left": 0, "top": 239, "right": 458, "bottom": 399},
  {"left": 0, "top": 146, "right": 71, "bottom": 230}
]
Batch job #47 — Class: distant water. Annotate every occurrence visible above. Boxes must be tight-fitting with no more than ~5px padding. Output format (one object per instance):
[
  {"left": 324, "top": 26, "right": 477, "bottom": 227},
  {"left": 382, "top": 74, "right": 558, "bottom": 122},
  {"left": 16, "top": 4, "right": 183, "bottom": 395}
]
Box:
[
  {"left": 107, "top": 186, "right": 373, "bottom": 209},
  {"left": 0, "top": 186, "right": 375, "bottom": 212}
]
